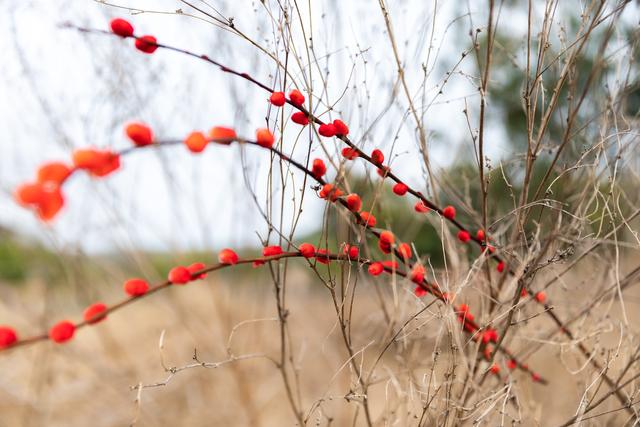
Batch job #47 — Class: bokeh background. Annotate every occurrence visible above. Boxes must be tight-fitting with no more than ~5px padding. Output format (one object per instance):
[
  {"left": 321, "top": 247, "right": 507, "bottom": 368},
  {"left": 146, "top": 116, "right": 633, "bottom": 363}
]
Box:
[{"left": 1, "top": 0, "right": 639, "bottom": 425}]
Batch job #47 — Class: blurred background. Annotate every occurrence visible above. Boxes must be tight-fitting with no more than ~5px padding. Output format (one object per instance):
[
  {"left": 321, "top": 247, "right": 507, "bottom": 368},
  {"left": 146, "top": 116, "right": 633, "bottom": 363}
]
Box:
[{"left": 1, "top": 0, "right": 639, "bottom": 425}]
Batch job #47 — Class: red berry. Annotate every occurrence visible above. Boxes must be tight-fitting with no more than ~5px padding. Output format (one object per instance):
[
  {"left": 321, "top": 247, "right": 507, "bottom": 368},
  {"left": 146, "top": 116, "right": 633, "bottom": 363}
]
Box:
[
  {"left": 252, "top": 260, "right": 265, "bottom": 268},
  {"left": 458, "top": 304, "right": 474, "bottom": 322},
  {"left": 343, "top": 244, "right": 359, "bottom": 259},
  {"left": 414, "top": 286, "right": 427, "bottom": 297},
  {"left": 188, "top": 262, "right": 207, "bottom": 279},
  {"left": 379, "top": 230, "right": 394, "bottom": 246},
  {"left": 345, "top": 193, "right": 362, "bottom": 212},
  {"left": 36, "top": 186, "right": 65, "bottom": 222},
  {"left": 359, "top": 211, "right": 376, "bottom": 227},
  {"left": 124, "top": 278, "right": 149, "bottom": 297},
  {"left": 49, "top": 321, "right": 75, "bottom": 343},
  {"left": 37, "top": 162, "right": 73, "bottom": 186},
  {"left": 168, "top": 266, "right": 191, "bottom": 285},
  {"left": 457, "top": 230, "right": 471, "bottom": 243},
  {"left": 291, "top": 112, "right": 309, "bottom": 126},
  {"left": 476, "top": 229, "right": 486, "bottom": 241},
  {"left": 125, "top": 122, "right": 154, "bottom": 146},
  {"left": 209, "top": 126, "right": 237, "bottom": 144},
  {"left": 263, "top": 245, "right": 283, "bottom": 257},
  {"left": 442, "top": 205, "right": 456, "bottom": 220},
  {"left": 534, "top": 291, "right": 546, "bottom": 303},
  {"left": 72, "top": 148, "right": 121, "bottom": 178},
  {"left": 392, "top": 183, "right": 408, "bottom": 196},
  {"left": 507, "top": 359, "right": 517, "bottom": 370},
  {"left": 496, "top": 261, "right": 505, "bottom": 273},
  {"left": 288, "top": 89, "right": 305, "bottom": 106},
  {"left": 318, "top": 123, "right": 336, "bottom": 137},
  {"left": 378, "top": 240, "right": 392, "bottom": 254},
  {"left": 485, "top": 328, "right": 499, "bottom": 343},
  {"left": 332, "top": 119, "right": 349, "bottom": 135},
  {"left": 110, "top": 18, "right": 134, "bottom": 37},
  {"left": 341, "top": 147, "right": 359, "bottom": 160},
  {"left": 135, "top": 35, "right": 158, "bottom": 54},
  {"left": 398, "top": 243, "right": 412, "bottom": 260},
  {"left": 410, "top": 264, "right": 425, "bottom": 284},
  {"left": 83, "top": 303, "right": 107, "bottom": 324},
  {"left": 382, "top": 260, "right": 398, "bottom": 271},
  {"left": 532, "top": 373, "right": 541, "bottom": 382},
  {"left": 319, "top": 184, "right": 343, "bottom": 202},
  {"left": 269, "top": 91, "right": 286, "bottom": 106},
  {"left": 299, "top": 243, "right": 316, "bottom": 258},
  {"left": 0, "top": 326, "right": 17, "bottom": 349},
  {"left": 256, "top": 128, "right": 275, "bottom": 148},
  {"left": 414, "top": 201, "right": 429, "bottom": 213},
  {"left": 255, "top": 130, "right": 275, "bottom": 149},
  {"left": 14, "top": 183, "right": 45, "bottom": 206},
  {"left": 490, "top": 364, "right": 500, "bottom": 375},
  {"left": 368, "top": 262, "right": 384, "bottom": 276},
  {"left": 184, "top": 131, "right": 208, "bottom": 153},
  {"left": 316, "top": 248, "right": 330, "bottom": 264},
  {"left": 370, "top": 149, "right": 384, "bottom": 165},
  {"left": 311, "top": 158, "right": 327, "bottom": 178},
  {"left": 219, "top": 248, "right": 239, "bottom": 265}
]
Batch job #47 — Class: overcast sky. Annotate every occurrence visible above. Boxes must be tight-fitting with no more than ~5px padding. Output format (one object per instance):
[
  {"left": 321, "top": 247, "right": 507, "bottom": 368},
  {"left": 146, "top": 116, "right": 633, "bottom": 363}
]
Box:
[{"left": 0, "top": 0, "right": 537, "bottom": 254}]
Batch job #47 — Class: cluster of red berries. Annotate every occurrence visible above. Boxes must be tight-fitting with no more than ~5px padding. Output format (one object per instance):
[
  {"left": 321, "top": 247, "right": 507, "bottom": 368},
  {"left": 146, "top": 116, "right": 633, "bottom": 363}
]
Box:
[{"left": 110, "top": 18, "right": 158, "bottom": 54}]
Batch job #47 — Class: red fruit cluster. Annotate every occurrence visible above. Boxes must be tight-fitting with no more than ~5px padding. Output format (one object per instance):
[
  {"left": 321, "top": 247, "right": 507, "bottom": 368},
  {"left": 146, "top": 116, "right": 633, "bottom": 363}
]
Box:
[
  {"left": 319, "top": 184, "right": 343, "bottom": 202},
  {"left": 14, "top": 159, "right": 77, "bottom": 221}
]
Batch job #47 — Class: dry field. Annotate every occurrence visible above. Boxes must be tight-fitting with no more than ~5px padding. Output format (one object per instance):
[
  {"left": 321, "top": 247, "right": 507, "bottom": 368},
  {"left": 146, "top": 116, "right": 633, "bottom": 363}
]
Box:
[{"left": 1, "top": 253, "right": 639, "bottom": 426}]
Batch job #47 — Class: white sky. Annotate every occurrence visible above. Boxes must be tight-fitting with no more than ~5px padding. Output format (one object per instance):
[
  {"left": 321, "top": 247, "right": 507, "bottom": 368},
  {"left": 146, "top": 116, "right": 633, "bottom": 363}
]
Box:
[{"left": 0, "top": 0, "right": 569, "bottom": 254}]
